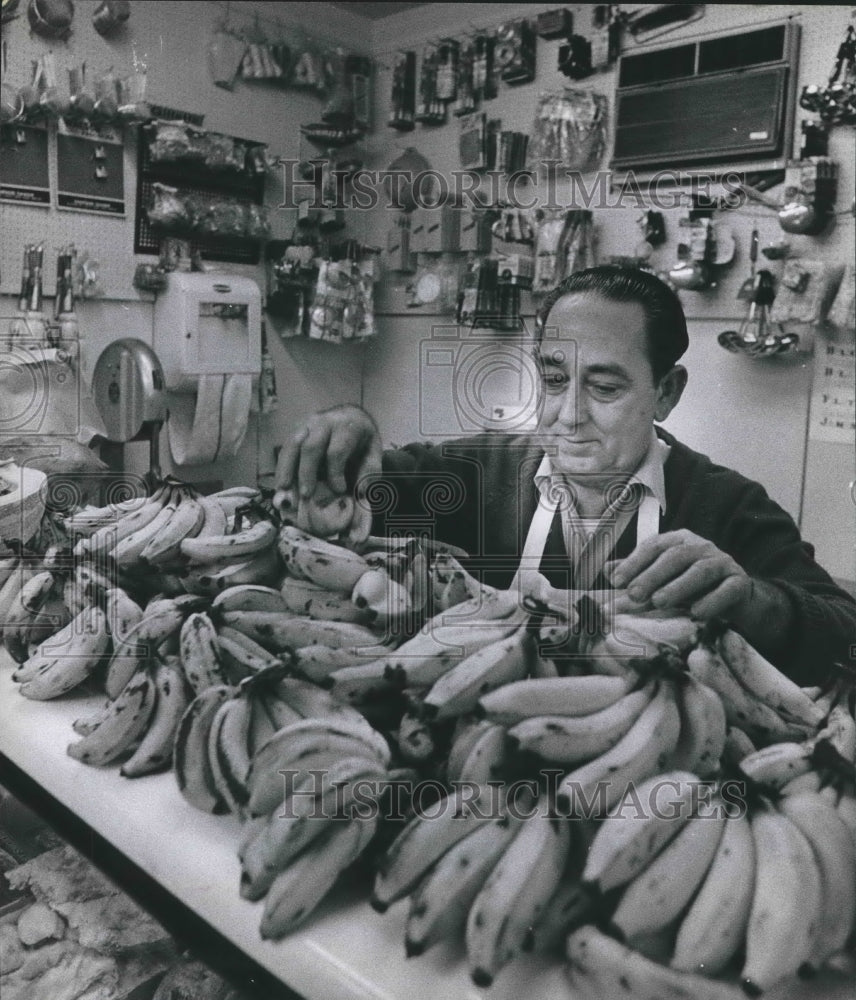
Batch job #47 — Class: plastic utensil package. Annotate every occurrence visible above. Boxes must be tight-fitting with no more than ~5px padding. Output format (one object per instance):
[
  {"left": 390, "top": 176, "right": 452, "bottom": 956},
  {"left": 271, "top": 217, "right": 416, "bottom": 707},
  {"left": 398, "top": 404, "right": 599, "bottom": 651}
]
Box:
[{"left": 528, "top": 89, "right": 608, "bottom": 174}]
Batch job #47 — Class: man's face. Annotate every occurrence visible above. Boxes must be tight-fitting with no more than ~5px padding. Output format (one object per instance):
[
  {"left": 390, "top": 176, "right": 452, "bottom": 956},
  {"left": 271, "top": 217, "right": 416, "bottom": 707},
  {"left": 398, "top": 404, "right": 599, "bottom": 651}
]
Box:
[{"left": 533, "top": 292, "right": 684, "bottom": 483}]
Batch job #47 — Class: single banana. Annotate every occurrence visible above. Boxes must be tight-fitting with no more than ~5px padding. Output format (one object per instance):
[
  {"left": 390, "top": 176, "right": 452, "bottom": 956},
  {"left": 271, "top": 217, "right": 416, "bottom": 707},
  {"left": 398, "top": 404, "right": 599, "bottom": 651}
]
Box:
[
  {"left": 383, "top": 602, "right": 527, "bottom": 690},
  {"left": 208, "top": 692, "right": 254, "bottom": 815},
  {"left": 220, "top": 610, "right": 379, "bottom": 654},
  {"left": 269, "top": 676, "right": 370, "bottom": 729},
  {"left": 583, "top": 612, "right": 699, "bottom": 675},
  {"left": 738, "top": 740, "right": 814, "bottom": 791},
  {"left": 671, "top": 810, "right": 756, "bottom": 975},
  {"left": 179, "top": 518, "right": 277, "bottom": 564},
  {"left": 112, "top": 490, "right": 182, "bottom": 566},
  {"left": 477, "top": 674, "right": 632, "bottom": 725},
  {"left": 421, "top": 627, "right": 531, "bottom": 721},
  {"left": 280, "top": 575, "right": 370, "bottom": 624},
  {"left": 777, "top": 791, "right": 856, "bottom": 969},
  {"left": 173, "top": 684, "right": 233, "bottom": 814},
  {"left": 372, "top": 784, "right": 503, "bottom": 912},
  {"left": 567, "top": 925, "right": 745, "bottom": 1000},
  {"left": 195, "top": 493, "right": 229, "bottom": 537},
  {"left": 507, "top": 683, "right": 655, "bottom": 766},
  {"left": 351, "top": 567, "right": 413, "bottom": 623},
  {"left": 405, "top": 814, "right": 522, "bottom": 957},
  {"left": 3, "top": 569, "right": 58, "bottom": 662},
  {"left": 466, "top": 803, "right": 571, "bottom": 987},
  {"left": 687, "top": 645, "right": 803, "bottom": 744},
  {"left": 182, "top": 548, "right": 281, "bottom": 596},
  {"left": 179, "top": 612, "right": 229, "bottom": 694},
  {"left": 610, "top": 795, "right": 726, "bottom": 941},
  {"left": 556, "top": 682, "right": 683, "bottom": 818},
  {"left": 278, "top": 525, "right": 371, "bottom": 591},
  {"left": 293, "top": 643, "right": 389, "bottom": 684},
  {"left": 240, "top": 754, "right": 386, "bottom": 900},
  {"left": 16, "top": 607, "right": 110, "bottom": 699},
  {"left": 457, "top": 721, "right": 508, "bottom": 785},
  {"left": 446, "top": 717, "right": 494, "bottom": 784},
  {"left": 210, "top": 485, "right": 261, "bottom": 500},
  {"left": 259, "top": 815, "right": 377, "bottom": 940},
  {"left": 103, "top": 637, "right": 146, "bottom": 702},
  {"left": 326, "top": 657, "right": 398, "bottom": 704},
  {"left": 669, "top": 675, "right": 727, "bottom": 778},
  {"left": 524, "top": 879, "right": 594, "bottom": 957},
  {"left": 104, "top": 587, "right": 144, "bottom": 646},
  {"left": 140, "top": 491, "right": 205, "bottom": 566},
  {"left": 217, "top": 626, "right": 283, "bottom": 681},
  {"left": 64, "top": 491, "right": 163, "bottom": 535},
  {"left": 212, "top": 584, "right": 289, "bottom": 616},
  {"left": 256, "top": 687, "right": 303, "bottom": 731},
  {"left": 717, "top": 628, "right": 826, "bottom": 729},
  {"left": 778, "top": 769, "right": 824, "bottom": 797},
  {"left": 581, "top": 769, "right": 700, "bottom": 891},
  {"left": 741, "top": 803, "right": 824, "bottom": 994},
  {"left": 723, "top": 724, "right": 756, "bottom": 766},
  {"left": 120, "top": 657, "right": 191, "bottom": 777},
  {"left": 67, "top": 668, "right": 156, "bottom": 767}
]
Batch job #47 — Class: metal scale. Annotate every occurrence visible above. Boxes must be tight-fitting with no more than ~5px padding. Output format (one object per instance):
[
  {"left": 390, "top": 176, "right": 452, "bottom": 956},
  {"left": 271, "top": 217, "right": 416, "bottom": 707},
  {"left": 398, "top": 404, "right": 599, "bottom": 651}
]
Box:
[{"left": 91, "top": 339, "right": 168, "bottom": 490}]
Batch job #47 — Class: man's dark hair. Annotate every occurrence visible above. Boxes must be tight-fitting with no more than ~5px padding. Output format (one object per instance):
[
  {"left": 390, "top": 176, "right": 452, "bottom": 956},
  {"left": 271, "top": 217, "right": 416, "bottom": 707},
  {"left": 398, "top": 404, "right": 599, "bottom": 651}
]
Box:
[{"left": 535, "top": 266, "right": 690, "bottom": 382}]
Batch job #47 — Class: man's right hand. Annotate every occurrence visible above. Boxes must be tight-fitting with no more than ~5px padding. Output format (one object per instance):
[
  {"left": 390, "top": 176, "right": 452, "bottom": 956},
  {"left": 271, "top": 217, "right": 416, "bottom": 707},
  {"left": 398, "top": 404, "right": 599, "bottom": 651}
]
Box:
[{"left": 275, "top": 404, "right": 383, "bottom": 500}]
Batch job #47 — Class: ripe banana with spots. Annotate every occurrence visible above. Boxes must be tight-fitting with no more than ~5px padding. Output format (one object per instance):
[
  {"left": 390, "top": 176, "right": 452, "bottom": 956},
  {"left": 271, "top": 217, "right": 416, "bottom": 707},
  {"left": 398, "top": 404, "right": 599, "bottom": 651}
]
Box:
[
  {"left": 421, "top": 626, "right": 532, "bottom": 721},
  {"left": 580, "top": 769, "right": 700, "bottom": 891},
  {"left": 220, "top": 610, "right": 379, "bottom": 654},
  {"left": 737, "top": 740, "right": 814, "bottom": 791},
  {"left": 567, "top": 925, "right": 745, "bottom": 1000},
  {"left": 671, "top": 809, "right": 756, "bottom": 975},
  {"left": 179, "top": 612, "right": 229, "bottom": 694},
  {"left": 173, "top": 684, "right": 233, "bottom": 814},
  {"left": 278, "top": 525, "right": 371, "bottom": 591},
  {"left": 140, "top": 491, "right": 206, "bottom": 566},
  {"left": 15, "top": 606, "right": 110, "bottom": 699},
  {"left": 372, "top": 784, "right": 503, "bottom": 913},
  {"left": 212, "top": 584, "right": 288, "bottom": 616},
  {"left": 279, "top": 575, "right": 370, "bottom": 624},
  {"left": 120, "top": 657, "right": 191, "bottom": 777},
  {"left": 741, "top": 803, "right": 823, "bottom": 994},
  {"left": 669, "top": 674, "right": 727, "bottom": 778},
  {"left": 476, "top": 674, "right": 632, "bottom": 725},
  {"left": 507, "top": 682, "right": 655, "bottom": 766},
  {"left": 207, "top": 690, "right": 254, "bottom": 815},
  {"left": 405, "top": 814, "right": 522, "bottom": 957},
  {"left": 67, "top": 668, "right": 156, "bottom": 767},
  {"left": 466, "top": 803, "right": 571, "bottom": 987},
  {"left": 610, "top": 794, "right": 726, "bottom": 942},
  {"left": 556, "top": 682, "right": 682, "bottom": 817},
  {"left": 179, "top": 518, "right": 277, "bottom": 565},
  {"left": 74, "top": 484, "right": 172, "bottom": 558}
]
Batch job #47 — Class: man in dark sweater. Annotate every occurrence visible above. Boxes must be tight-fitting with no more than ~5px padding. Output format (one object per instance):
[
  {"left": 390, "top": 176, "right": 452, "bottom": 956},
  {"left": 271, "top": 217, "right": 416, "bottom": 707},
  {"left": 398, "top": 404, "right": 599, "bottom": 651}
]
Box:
[{"left": 277, "top": 267, "right": 855, "bottom": 682}]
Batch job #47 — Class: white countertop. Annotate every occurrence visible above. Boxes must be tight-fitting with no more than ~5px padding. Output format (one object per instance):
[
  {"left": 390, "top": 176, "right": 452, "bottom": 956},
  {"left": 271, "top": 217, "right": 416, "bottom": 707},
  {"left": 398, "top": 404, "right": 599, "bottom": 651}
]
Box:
[{"left": 0, "top": 655, "right": 853, "bottom": 1000}]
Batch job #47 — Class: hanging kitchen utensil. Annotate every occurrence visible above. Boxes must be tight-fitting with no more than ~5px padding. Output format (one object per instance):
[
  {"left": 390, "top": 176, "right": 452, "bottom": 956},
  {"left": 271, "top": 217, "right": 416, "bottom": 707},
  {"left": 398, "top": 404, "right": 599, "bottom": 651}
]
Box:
[
  {"left": 737, "top": 228, "right": 758, "bottom": 300},
  {"left": 718, "top": 270, "right": 798, "bottom": 357}
]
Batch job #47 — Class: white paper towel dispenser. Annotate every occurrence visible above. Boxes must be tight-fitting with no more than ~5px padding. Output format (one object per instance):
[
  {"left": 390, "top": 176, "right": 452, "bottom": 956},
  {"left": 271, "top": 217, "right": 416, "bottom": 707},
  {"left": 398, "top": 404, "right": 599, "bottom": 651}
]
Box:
[
  {"left": 152, "top": 273, "right": 262, "bottom": 391},
  {"left": 152, "top": 273, "right": 262, "bottom": 466}
]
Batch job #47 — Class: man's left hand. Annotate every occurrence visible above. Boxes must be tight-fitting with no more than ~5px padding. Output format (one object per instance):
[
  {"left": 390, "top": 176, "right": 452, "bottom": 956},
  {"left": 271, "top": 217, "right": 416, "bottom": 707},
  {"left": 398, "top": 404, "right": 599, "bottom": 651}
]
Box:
[{"left": 609, "top": 529, "right": 753, "bottom": 621}]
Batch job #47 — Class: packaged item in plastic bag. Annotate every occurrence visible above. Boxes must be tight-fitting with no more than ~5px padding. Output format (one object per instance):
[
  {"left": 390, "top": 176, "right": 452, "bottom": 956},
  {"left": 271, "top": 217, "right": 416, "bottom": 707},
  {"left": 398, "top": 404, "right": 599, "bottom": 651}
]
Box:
[
  {"left": 148, "top": 122, "right": 201, "bottom": 163},
  {"left": 528, "top": 89, "right": 608, "bottom": 173},
  {"left": 147, "top": 182, "right": 191, "bottom": 230},
  {"left": 308, "top": 259, "right": 375, "bottom": 343}
]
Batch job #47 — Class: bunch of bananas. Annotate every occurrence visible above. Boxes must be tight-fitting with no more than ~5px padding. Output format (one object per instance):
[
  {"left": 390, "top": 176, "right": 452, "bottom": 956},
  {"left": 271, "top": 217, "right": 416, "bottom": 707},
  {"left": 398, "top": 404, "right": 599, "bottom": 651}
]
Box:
[
  {"left": 370, "top": 783, "right": 588, "bottom": 987},
  {"left": 567, "top": 744, "right": 856, "bottom": 998},
  {"left": 236, "top": 708, "right": 393, "bottom": 940}
]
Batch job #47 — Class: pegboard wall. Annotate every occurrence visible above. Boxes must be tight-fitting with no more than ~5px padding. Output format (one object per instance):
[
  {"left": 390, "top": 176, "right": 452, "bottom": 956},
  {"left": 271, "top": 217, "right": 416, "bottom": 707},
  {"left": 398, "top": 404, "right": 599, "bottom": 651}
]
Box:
[{"left": 0, "top": 0, "right": 363, "bottom": 300}]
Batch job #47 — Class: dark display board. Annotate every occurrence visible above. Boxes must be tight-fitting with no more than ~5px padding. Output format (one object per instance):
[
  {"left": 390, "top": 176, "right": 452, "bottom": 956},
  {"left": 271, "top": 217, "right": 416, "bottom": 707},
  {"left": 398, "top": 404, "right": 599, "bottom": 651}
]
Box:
[{"left": 0, "top": 124, "right": 50, "bottom": 206}]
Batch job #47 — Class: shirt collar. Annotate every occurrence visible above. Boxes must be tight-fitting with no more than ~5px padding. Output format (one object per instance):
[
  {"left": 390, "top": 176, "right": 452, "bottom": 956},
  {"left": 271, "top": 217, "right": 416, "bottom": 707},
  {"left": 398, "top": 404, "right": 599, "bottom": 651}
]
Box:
[{"left": 534, "top": 428, "right": 670, "bottom": 514}]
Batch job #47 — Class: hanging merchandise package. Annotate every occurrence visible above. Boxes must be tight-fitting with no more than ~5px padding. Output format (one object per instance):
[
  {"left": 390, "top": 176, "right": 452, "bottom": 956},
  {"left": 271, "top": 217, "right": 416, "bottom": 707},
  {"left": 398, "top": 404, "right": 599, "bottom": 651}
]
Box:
[
  {"left": 826, "top": 262, "right": 855, "bottom": 332},
  {"left": 769, "top": 260, "right": 845, "bottom": 326},
  {"left": 528, "top": 89, "right": 608, "bottom": 173},
  {"left": 309, "top": 260, "right": 375, "bottom": 343}
]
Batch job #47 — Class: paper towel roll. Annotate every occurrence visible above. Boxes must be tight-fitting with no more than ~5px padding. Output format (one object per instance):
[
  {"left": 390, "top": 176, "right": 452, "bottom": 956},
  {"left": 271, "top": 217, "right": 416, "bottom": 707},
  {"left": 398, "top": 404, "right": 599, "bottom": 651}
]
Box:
[{"left": 167, "top": 374, "right": 253, "bottom": 466}]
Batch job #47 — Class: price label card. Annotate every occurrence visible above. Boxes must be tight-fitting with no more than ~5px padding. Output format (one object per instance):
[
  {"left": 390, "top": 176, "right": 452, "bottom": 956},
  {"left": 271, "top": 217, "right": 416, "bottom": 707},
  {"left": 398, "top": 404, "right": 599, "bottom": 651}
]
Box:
[
  {"left": 55, "top": 119, "right": 125, "bottom": 216},
  {"left": 809, "top": 338, "right": 856, "bottom": 443},
  {"left": 0, "top": 123, "right": 50, "bottom": 206}
]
